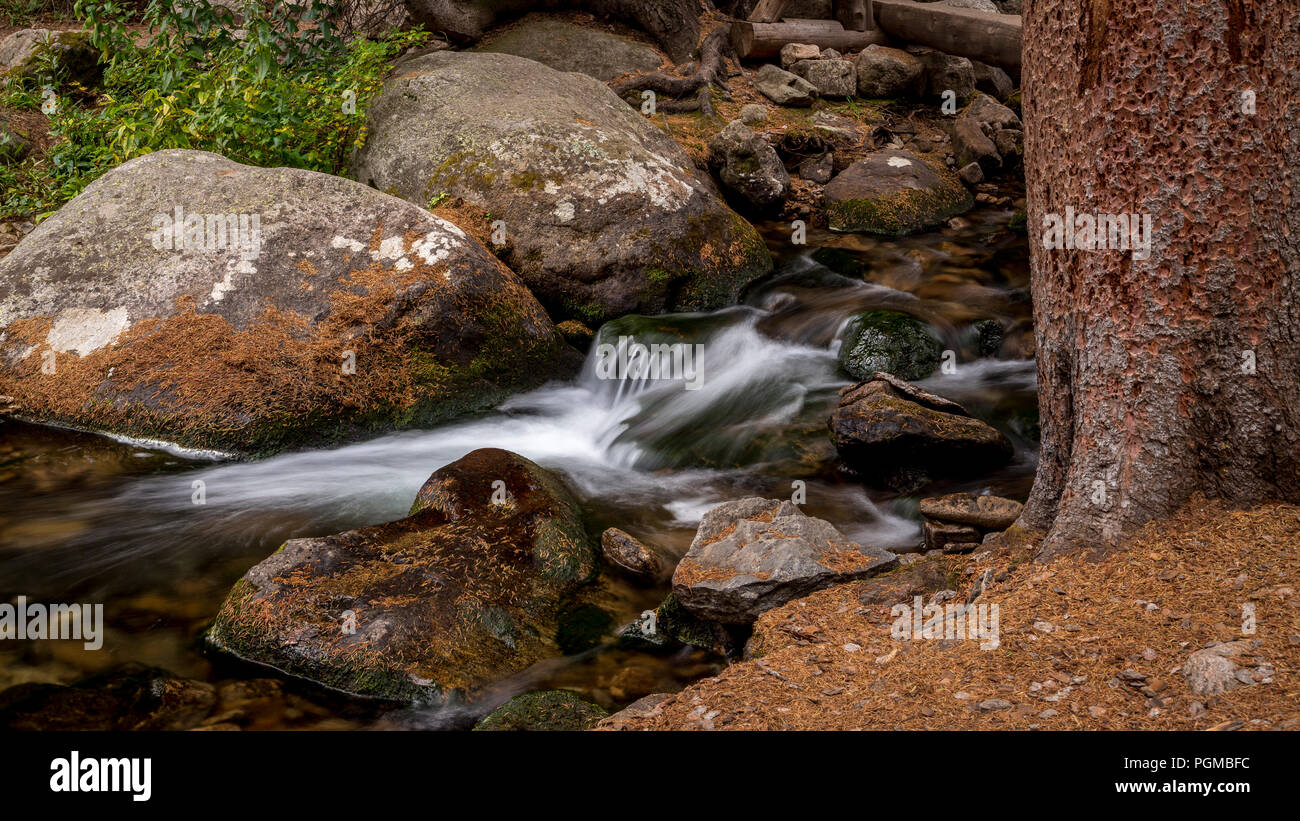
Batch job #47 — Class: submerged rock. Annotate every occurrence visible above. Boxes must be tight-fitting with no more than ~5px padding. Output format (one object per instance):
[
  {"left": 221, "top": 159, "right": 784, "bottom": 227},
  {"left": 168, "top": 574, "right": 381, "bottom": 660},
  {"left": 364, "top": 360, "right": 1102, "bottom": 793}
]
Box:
[
  {"left": 206, "top": 448, "right": 600, "bottom": 704},
  {"left": 824, "top": 150, "right": 972, "bottom": 235},
  {"left": 838, "top": 309, "right": 943, "bottom": 381},
  {"left": 472, "top": 14, "right": 663, "bottom": 81},
  {"left": 350, "top": 51, "right": 770, "bottom": 323},
  {"left": 673, "top": 498, "right": 897, "bottom": 624},
  {"left": 0, "top": 150, "right": 571, "bottom": 455},
  {"left": 0, "top": 664, "right": 217, "bottom": 731},
  {"left": 474, "top": 689, "right": 608, "bottom": 731},
  {"left": 829, "top": 374, "right": 1014, "bottom": 490}
]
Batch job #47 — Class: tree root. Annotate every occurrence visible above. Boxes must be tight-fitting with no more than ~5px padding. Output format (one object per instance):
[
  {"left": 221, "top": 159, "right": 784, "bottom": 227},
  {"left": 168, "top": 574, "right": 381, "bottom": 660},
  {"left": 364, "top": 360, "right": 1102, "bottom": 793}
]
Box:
[{"left": 611, "top": 25, "right": 732, "bottom": 101}]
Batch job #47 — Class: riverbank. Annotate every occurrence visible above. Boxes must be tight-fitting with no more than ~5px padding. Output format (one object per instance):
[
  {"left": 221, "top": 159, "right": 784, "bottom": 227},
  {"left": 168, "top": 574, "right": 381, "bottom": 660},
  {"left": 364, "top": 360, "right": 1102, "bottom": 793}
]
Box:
[{"left": 600, "top": 497, "right": 1300, "bottom": 730}]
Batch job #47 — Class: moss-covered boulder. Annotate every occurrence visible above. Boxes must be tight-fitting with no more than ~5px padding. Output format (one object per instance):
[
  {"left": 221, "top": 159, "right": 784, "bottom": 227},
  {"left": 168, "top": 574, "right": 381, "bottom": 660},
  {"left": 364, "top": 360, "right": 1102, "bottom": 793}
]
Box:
[
  {"left": 350, "top": 51, "right": 771, "bottom": 323},
  {"left": 207, "top": 448, "right": 600, "bottom": 704},
  {"left": 0, "top": 29, "right": 100, "bottom": 88},
  {"left": 0, "top": 150, "right": 572, "bottom": 455},
  {"left": 838, "top": 309, "right": 942, "bottom": 381},
  {"left": 824, "top": 150, "right": 972, "bottom": 235},
  {"left": 473, "top": 689, "right": 608, "bottom": 731},
  {"left": 828, "top": 374, "right": 1013, "bottom": 491}
]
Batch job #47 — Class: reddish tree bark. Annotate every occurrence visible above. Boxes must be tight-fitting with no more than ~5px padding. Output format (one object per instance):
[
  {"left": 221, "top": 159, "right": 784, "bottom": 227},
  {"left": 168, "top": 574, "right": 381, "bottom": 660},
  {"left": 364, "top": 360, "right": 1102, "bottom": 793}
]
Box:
[{"left": 1021, "top": 0, "right": 1300, "bottom": 557}]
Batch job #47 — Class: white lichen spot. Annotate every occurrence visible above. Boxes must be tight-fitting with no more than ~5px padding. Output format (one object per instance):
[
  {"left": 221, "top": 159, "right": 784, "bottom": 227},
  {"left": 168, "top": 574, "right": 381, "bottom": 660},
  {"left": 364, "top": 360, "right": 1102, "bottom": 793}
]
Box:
[
  {"left": 45, "top": 307, "right": 130, "bottom": 356},
  {"left": 330, "top": 236, "right": 365, "bottom": 254},
  {"left": 210, "top": 259, "right": 254, "bottom": 302},
  {"left": 555, "top": 201, "right": 576, "bottom": 223},
  {"left": 887, "top": 155, "right": 913, "bottom": 168}
]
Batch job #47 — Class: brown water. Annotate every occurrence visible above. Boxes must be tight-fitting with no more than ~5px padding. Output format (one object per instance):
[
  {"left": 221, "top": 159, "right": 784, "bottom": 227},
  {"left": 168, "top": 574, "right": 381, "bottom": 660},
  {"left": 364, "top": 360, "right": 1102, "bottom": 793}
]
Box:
[{"left": 0, "top": 201, "right": 1035, "bottom": 729}]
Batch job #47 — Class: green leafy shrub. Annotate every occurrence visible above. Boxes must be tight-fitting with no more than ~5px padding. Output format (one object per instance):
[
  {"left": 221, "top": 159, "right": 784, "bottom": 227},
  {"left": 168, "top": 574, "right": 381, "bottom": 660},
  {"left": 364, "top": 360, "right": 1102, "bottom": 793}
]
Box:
[{"left": 1, "top": 0, "right": 426, "bottom": 218}]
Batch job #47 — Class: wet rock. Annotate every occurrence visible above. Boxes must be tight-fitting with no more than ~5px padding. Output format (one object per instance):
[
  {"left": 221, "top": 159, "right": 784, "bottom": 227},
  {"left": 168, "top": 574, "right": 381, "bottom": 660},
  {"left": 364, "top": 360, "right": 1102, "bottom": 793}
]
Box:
[
  {"left": 473, "top": 689, "right": 608, "bottom": 731},
  {"left": 854, "top": 44, "right": 923, "bottom": 98},
  {"left": 779, "top": 42, "right": 821, "bottom": 69},
  {"left": 707, "top": 119, "right": 791, "bottom": 212},
  {"left": 650, "top": 592, "right": 740, "bottom": 656},
  {"left": 829, "top": 375, "right": 1014, "bottom": 490},
  {"left": 972, "top": 60, "right": 1015, "bottom": 101},
  {"left": 472, "top": 14, "right": 663, "bottom": 81},
  {"left": 0, "top": 664, "right": 216, "bottom": 731},
  {"left": 673, "top": 498, "right": 897, "bottom": 624},
  {"left": 600, "top": 527, "right": 662, "bottom": 581},
  {"left": 790, "top": 58, "right": 856, "bottom": 98},
  {"left": 973, "top": 318, "right": 1004, "bottom": 357},
  {"left": 924, "top": 519, "right": 981, "bottom": 551},
  {"left": 837, "top": 309, "right": 943, "bottom": 381},
  {"left": 351, "top": 51, "right": 770, "bottom": 323},
  {"left": 754, "top": 63, "right": 819, "bottom": 106},
  {"left": 824, "top": 150, "right": 972, "bottom": 235},
  {"left": 919, "top": 492, "right": 1023, "bottom": 530},
  {"left": 918, "top": 50, "right": 975, "bottom": 101},
  {"left": 0, "top": 150, "right": 572, "bottom": 456},
  {"left": 555, "top": 319, "right": 595, "bottom": 348},
  {"left": 206, "top": 448, "right": 599, "bottom": 703}
]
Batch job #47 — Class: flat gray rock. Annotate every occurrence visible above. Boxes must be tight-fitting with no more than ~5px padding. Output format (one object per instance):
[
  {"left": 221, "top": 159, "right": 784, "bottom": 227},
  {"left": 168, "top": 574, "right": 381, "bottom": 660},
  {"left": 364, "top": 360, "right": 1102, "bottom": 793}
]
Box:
[{"left": 673, "top": 498, "right": 897, "bottom": 624}]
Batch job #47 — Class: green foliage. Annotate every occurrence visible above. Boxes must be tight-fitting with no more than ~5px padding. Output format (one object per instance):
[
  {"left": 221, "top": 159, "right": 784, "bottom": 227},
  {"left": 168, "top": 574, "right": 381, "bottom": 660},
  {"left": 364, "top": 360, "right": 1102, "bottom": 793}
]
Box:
[{"left": 1, "top": 1, "right": 426, "bottom": 218}]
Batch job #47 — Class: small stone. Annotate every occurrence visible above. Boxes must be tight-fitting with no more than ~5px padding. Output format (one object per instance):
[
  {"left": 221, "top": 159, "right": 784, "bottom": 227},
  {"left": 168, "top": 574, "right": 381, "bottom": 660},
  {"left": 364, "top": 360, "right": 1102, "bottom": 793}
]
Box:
[
  {"left": 957, "top": 161, "right": 984, "bottom": 185},
  {"left": 779, "top": 42, "right": 821, "bottom": 69},
  {"left": 739, "top": 104, "right": 767, "bottom": 125},
  {"left": 977, "top": 698, "right": 1012, "bottom": 710}
]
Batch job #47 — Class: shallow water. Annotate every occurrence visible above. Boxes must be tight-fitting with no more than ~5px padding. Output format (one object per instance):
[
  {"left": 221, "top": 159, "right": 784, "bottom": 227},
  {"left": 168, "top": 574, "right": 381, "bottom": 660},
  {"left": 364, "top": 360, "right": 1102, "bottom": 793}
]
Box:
[{"left": 0, "top": 202, "right": 1036, "bottom": 728}]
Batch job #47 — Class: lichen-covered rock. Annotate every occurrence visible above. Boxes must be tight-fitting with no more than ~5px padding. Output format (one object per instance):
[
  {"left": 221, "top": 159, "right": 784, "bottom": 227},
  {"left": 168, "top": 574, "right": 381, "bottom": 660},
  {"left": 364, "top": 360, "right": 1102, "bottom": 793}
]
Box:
[
  {"left": 472, "top": 14, "right": 663, "bottom": 81},
  {"left": 206, "top": 448, "right": 599, "bottom": 703},
  {"left": 854, "top": 44, "right": 923, "bottom": 99},
  {"left": 473, "top": 689, "right": 608, "bottom": 731},
  {"left": 790, "top": 58, "right": 856, "bottom": 98},
  {"left": 0, "top": 150, "right": 571, "bottom": 455},
  {"left": 829, "top": 375, "right": 1014, "bottom": 490},
  {"left": 351, "top": 51, "right": 770, "bottom": 324},
  {"left": 707, "top": 119, "right": 790, "bottom": 212},
  {"left": 838, "top": 309, "right": 943, "bottom": 381},
  {"left": 673, "top": 498, "right": 897, "bottom": 624},
  {"left": 753, "top": 63, "right": 819, "bottom": 106},
  {"left": 919, "top": 492, "right": 1023, "bottom": 530},
  {"left": 824, "top": 150, "right": 972, "bottom": 235}
]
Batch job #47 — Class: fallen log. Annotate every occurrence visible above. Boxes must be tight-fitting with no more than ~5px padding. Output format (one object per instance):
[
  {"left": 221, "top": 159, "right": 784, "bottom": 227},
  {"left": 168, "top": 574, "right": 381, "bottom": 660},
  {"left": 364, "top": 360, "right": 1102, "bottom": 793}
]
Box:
[
  {"left": 872, "top": 0, "right": 1021, "bottom": 71},
  {"left": 731, "top": 19, "right": 890, "bottom": 59}
]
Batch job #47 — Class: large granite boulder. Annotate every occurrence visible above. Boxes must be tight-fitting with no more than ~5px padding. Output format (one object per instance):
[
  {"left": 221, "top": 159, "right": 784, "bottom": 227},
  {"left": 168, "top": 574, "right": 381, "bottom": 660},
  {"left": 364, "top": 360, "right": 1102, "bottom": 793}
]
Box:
[
  {"left": 824, "top": 150, "right": 972, "bottom": 235},
  {"left": 351, "top": 51, "right": 770, "bottom": 324},
  {"left": 473, "top": 14, "right": 663, "bottom": 81},
  {"left": 206, "top": 448, "right": 599, "bottom": 703},
  {"left": 829, "top": 374, "right": 1014, "bottom": 490},
  {"left": 672, "top": 498, "right": 897, "bottom": 624},
  {"left": 0, "top": 150, "right": 570, "bottom": 455}
]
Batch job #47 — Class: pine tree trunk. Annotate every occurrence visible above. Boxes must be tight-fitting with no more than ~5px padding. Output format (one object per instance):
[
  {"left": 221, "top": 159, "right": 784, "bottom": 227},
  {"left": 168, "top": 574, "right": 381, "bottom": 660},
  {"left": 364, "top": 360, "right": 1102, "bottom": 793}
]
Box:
[{"left": 1021, "top": 0, "right": 1300, "bottom": 557}]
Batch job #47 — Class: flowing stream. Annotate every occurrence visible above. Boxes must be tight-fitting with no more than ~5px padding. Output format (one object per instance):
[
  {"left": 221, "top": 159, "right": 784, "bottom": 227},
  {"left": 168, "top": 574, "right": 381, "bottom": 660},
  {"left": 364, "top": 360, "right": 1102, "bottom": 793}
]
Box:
[{"left": 0, "top": 204, "right": 1037, "bottom": 728}]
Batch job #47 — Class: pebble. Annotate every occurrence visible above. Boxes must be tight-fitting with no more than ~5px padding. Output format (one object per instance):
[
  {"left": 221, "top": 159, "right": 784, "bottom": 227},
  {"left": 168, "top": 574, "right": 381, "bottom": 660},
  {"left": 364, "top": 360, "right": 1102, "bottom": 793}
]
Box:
[{"left": 978, "top": 699, "right": 1012, "bottom": 710}]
